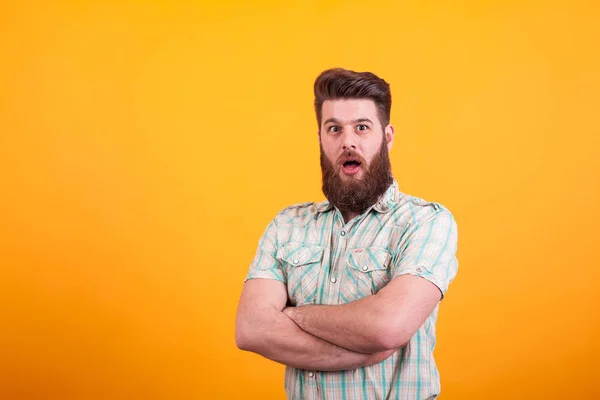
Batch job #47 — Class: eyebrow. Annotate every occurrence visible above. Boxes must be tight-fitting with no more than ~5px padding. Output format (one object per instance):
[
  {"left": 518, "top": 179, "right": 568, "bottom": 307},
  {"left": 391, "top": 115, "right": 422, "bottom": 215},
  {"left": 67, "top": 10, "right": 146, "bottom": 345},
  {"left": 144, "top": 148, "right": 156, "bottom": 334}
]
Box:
[{"left": 323, "top": 118, "right": 374, "bottom": 125}]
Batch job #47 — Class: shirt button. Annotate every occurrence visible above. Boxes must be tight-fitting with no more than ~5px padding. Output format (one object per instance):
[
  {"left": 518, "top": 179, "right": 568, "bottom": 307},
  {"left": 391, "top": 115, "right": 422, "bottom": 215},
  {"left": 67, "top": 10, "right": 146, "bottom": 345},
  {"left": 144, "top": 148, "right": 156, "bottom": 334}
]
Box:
[
  {"left": 416, "top": 267, "right": 423, "bottom": 273},
  {"left": 362, "top": 265, "right": 368, "bottom": 271},
  {"left": 293, "top": 259, "right": 299, "bottom": 264},
  {"left": 330, "top": 277, "right": 337, "bottom": 283},
  {"left": 308, "top": 372, "right": 314, "bottom": 377},
  {"left": 340, "top": 231, "right": 346, "bottom": 236}
]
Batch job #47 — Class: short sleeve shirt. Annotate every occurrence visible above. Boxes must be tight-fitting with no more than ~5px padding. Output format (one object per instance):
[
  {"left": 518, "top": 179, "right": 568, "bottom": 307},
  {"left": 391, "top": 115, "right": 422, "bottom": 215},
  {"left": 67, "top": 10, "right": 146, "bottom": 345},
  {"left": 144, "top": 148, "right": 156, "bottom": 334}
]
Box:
[{"left": 245, "top": 181, "right": 458, "bottom": 400}]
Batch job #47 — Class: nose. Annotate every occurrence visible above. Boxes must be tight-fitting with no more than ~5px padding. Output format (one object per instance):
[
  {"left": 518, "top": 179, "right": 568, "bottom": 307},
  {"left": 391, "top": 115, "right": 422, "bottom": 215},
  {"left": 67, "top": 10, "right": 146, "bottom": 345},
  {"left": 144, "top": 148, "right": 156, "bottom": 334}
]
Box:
[{"left": 341, "top": 129, "right": 357, "bottom": 150}]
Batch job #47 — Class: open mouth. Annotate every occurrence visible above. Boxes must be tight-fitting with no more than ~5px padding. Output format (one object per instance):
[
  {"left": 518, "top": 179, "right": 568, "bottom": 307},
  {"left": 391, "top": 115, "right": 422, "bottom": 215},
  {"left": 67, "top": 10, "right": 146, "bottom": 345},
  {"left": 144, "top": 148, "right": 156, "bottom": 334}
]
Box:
[{"left": 341, "top": 158, "right": 362, "bottom": 175}]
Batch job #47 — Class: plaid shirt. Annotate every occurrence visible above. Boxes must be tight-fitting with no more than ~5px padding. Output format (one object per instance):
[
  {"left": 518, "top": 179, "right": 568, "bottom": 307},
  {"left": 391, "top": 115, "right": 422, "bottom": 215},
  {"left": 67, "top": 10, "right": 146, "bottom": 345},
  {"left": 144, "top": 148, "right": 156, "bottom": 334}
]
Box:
[{"left": 246, "top": 180, "right": 458, "bottom": 399}]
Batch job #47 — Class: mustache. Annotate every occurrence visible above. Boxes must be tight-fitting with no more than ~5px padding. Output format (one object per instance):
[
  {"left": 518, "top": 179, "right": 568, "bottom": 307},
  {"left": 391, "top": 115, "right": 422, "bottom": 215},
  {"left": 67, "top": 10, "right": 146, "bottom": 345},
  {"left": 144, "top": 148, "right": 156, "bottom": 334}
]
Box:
[{"left": 337, "top": 150, "right": 366, "bottom": 166}]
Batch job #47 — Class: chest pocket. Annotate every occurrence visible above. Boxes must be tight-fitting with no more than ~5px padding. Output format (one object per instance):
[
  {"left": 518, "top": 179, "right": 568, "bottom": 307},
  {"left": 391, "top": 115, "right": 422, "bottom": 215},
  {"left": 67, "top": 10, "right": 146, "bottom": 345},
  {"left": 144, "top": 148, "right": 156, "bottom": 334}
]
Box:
[
  {"left": 340, "top": 248, "right": 392, "bottom": 303},
  {"left": 278, "top": 243, "right": 324, "bottom": 306}
]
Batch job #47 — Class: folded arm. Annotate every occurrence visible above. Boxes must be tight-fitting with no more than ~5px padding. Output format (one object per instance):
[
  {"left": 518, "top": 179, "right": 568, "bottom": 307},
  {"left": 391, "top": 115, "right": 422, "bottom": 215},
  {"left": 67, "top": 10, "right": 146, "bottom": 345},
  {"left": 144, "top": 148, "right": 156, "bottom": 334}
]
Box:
[
  {"left": 284, "top": 211, "right": 459, "bottom": 353},
  {"left": 235, "top": 278, "right": 395, "bottom": 371},
  {"left": 283, "top": 274, "right": 442, "bottom": 353}
]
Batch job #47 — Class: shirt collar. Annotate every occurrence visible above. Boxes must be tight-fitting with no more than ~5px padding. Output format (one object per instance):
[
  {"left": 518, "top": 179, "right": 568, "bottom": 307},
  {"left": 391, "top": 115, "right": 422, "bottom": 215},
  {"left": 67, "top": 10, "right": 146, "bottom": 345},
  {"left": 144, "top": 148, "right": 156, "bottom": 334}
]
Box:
[
  {"left": 314, "top": 199, "right": 333, "bottom": 213},
  {"left": 314, "top": 179, "right": 400, "bottom": 215},
  {"left": 372, "top": 179, "right": 399, "bottom": 213}
]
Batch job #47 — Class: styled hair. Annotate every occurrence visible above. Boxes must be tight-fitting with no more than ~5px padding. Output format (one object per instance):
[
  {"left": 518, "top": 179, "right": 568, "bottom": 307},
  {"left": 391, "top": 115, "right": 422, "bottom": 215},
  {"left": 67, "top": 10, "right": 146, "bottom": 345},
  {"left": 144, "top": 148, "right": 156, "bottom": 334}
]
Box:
[{"left": 314, "top": 68, "right": 392, "bottom": 128}]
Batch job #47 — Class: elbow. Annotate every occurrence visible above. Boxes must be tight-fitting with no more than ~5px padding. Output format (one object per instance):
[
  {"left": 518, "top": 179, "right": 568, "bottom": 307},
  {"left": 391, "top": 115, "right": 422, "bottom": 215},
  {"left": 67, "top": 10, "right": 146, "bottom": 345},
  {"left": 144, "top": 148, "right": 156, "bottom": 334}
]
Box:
[
  {"left": 236, "top": 319, "right": 267, "bottom": 353},
  {"left": 375, "top": 332, "right": 409, "bottom": 351},
  {"left": 234, "top": 312, "right": 254, "bottom": 350},
  {"left": 235, "top": 305, "right": 280, "bottom": 352},
  {"left": 235, "top": 325, "right": 255, "bottom": 351},
  {"left": 372, "top": 318, "right": 411, "bottom": 351},
  {"left": 235, "top": 332, "right": 247, "bottom": 351}
]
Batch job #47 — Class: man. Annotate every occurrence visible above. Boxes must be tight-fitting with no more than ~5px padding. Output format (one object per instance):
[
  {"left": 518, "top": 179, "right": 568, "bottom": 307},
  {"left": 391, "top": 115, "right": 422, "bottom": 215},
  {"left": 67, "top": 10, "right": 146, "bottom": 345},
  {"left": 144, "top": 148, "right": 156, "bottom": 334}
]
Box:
[{"left": 235, "top": 68, "right": 458, "bottom": 399}]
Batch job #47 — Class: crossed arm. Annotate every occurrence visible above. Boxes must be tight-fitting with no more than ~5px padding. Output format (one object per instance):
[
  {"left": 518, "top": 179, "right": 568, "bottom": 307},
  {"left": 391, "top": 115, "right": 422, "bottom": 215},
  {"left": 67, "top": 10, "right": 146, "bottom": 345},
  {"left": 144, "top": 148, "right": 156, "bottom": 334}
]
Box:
[
  {"left": 235, "top": 274, "right": 441, "bottom": 371},
  {"left": 234, "top": 278, "right": 395, "bottom": 371}
]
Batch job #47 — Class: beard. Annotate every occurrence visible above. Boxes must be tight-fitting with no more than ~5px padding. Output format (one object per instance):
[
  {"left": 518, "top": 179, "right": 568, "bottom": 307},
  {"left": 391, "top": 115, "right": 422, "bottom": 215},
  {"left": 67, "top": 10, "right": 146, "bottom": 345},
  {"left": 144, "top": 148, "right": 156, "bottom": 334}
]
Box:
[{"left": 320, "top": 139, "right": 393, "bottom": 215}]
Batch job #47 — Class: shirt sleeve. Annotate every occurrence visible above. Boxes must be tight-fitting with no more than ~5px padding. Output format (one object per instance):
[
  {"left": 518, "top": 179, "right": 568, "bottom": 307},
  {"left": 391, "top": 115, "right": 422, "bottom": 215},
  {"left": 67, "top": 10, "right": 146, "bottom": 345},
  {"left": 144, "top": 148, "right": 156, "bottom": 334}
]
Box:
[
  {"left": 245, "top": 218, "right": 285, "bottom": 283},
  {"left": 391, "top": 211, "right": 458, "bottom": 298}
]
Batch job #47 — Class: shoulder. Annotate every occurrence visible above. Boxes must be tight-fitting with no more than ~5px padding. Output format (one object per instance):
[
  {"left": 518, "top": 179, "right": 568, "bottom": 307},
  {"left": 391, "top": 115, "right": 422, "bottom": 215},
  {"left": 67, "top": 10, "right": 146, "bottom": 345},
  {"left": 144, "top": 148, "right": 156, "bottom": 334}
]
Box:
[
  {"left": 394, "top": 192, "right": 455, "bottom": 227},
  {"left": 273, "top": 201, "right": 322, "bottom": 227}
]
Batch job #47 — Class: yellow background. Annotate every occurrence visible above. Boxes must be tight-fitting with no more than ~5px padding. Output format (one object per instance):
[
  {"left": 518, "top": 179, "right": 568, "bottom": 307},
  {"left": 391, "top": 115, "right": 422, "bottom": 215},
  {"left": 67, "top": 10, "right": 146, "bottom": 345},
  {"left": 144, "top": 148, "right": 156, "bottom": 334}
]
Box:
[{"left": 1, "top": 1, "right": 599, "bottom": 399}]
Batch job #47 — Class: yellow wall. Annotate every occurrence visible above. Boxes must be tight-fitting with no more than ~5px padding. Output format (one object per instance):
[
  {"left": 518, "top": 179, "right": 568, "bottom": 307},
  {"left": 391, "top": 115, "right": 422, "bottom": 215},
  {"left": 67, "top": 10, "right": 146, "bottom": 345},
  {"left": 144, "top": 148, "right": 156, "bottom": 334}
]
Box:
[{"left": 1, "top": 1, "right": 599, "bottom": 399}]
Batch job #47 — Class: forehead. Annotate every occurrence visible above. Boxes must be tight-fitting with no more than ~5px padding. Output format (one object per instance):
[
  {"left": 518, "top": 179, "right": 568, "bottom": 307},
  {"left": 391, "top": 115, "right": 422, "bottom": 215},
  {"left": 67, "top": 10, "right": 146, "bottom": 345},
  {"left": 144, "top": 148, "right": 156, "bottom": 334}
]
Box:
[{"left": 321, "top": 99, "right": 379, "bottom": 125}]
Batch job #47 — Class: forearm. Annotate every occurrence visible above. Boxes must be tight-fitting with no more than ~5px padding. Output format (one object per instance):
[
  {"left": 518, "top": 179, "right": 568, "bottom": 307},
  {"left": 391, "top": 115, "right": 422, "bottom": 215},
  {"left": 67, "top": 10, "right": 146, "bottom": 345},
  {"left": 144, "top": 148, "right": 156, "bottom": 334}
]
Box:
[
  {"left": 237, "top": 306, "right": 389, "bottom": 371},
  {"left": 284, "top": 296, "right": 394, "bottom": 353},
  {"left": 285, "top": 275, "right": 443, "bottom": 353}
]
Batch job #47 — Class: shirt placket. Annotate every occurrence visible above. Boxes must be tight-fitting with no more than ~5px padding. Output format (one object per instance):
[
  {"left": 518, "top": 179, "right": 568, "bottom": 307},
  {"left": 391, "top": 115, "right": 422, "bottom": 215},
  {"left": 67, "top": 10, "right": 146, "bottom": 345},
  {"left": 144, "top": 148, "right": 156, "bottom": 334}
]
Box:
[{"left": 325, "top": 210, "right": 357, "bottom": 305}]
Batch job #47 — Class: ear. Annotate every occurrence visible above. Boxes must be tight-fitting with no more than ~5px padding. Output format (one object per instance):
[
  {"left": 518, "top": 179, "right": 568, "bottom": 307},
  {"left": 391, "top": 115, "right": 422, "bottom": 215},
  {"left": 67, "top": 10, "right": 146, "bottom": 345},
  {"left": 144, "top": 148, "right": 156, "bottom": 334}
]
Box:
[{"left": 384, "top": 124, "right": 395, "bottom": 151}]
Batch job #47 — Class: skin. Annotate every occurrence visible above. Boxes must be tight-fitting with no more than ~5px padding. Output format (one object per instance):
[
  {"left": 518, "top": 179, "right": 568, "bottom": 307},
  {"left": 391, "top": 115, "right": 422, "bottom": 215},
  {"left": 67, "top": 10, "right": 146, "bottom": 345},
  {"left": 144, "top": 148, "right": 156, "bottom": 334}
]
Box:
[{"left": 235, "top": 279, "right": 396, "bottom": 371}]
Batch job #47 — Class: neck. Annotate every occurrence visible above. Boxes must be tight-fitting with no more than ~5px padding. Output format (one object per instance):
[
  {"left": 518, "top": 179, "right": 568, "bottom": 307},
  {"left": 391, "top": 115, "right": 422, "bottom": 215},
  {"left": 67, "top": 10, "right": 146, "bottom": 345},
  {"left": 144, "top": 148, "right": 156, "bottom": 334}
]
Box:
[{"left": 342, "top": 211, "right": 360, "bottom": 224}]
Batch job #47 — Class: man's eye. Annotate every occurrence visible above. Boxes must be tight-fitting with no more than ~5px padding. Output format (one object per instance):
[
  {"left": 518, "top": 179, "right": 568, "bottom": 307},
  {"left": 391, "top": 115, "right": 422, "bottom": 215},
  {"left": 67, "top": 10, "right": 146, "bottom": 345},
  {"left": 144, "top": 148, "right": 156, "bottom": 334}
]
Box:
[
  {"left": 357, "top": 124, "right": 368, "bottom": 131},
  {"left": 328, "top": 126, "right": 341, "bottom": 133}
]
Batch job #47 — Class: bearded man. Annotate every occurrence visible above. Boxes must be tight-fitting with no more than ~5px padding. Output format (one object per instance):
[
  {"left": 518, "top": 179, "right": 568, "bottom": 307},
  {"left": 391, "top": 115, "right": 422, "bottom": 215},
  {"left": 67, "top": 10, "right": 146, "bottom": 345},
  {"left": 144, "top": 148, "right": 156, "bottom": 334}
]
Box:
[{"left": 235, "top": 68, "right": 459, "bottom": 400}]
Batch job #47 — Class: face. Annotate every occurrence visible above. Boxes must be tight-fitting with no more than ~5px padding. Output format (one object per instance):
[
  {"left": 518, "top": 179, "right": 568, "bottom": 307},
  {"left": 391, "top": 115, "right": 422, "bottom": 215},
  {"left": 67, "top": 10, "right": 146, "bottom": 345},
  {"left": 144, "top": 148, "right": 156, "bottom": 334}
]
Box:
[
  {"left": 319, "top": 99, "right": 394, "bottom": 181},
  {"left": 319, "top": 99, "right": 395, "bottom": 214}
]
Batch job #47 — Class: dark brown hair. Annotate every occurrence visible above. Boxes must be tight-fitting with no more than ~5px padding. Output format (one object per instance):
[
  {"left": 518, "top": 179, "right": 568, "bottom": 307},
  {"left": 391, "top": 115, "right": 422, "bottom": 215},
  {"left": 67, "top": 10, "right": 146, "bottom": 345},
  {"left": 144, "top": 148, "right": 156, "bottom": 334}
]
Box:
[{"left": 314, "top": 68, "right": 392, "bottom": 128}]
